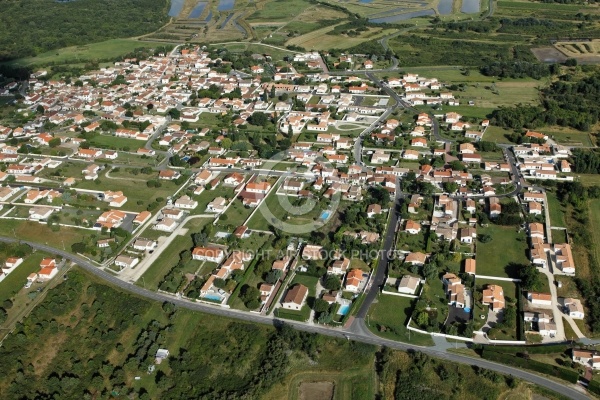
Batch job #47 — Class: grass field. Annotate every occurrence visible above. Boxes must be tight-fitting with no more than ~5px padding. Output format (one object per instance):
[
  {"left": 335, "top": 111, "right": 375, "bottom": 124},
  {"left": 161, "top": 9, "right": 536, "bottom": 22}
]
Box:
[
  {"left": 483, "top": 125, "right": 516, "bottom": 144},
  {"left": 0, "top": 219, "right": 88, "bottom": 252},
  {"left": 8, "top": 39, "right": 173, "bottom": 67},
  {"left": 588, "top": 199, "right": 600, "bottom": 270},
  {"left": 576, "top": 174, "right": 600, "bottom": 186},
  {"left": 476, "top": 225, "right": 529, "bottom": 278},
  {"left": 545, "top": 190, "right": 566, "bottom": 228},
  {"left": 75, "top": 169, "right": 183, "bottom": 212},
  {"left": 366, "top": 294, "right": 434, "bottom": 346},
  {"left": 87, "top": 134, "right": 147, "bottom": 151},
  {"left": 545, "top": 127, "right": 595, "bottom": 147}
]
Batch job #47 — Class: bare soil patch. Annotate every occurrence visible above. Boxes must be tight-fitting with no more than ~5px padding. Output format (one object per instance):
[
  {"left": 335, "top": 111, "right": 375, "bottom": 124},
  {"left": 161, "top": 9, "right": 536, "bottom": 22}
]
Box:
[
  {"left": 531, "top": 47, "right": 567, "bottom": 63},
  {"left": 298, "top": 381, "right": 334, "bottom": 400}
]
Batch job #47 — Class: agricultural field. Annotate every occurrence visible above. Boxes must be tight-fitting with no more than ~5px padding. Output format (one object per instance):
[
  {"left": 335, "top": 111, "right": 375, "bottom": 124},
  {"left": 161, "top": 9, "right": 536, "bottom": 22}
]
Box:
[
  {"left": 287, "top": 25, "right": 395, "bottom": 51},
  {"left": 7, "top": 39, "right": 172, "bottom": 68}
]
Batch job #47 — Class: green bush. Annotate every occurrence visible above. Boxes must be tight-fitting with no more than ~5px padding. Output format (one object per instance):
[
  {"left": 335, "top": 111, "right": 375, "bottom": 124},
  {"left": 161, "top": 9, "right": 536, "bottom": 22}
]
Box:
[{"left": 482, "top": 350, "right": 579, "bottom": 383}]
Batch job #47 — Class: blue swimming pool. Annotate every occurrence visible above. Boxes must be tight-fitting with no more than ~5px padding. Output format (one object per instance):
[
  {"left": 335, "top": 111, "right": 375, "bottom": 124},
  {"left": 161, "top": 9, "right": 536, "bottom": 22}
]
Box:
[
  {"left": 319, "top": 210, "right": 331, "bottom": 220},
  {"left": 337, "top": 304, "right": 351, "bottom": 316},
  {"left": 203, "top": 294, "right": 222, "bottom": 301}
]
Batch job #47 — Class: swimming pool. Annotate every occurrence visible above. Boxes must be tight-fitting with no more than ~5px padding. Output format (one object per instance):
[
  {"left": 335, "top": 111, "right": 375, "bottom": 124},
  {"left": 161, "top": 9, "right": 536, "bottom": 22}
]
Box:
[
  {"left": 203, "top": 294, "right": 222, "bottom": 302},
  {"left": 319, "top": 210, "right": 331, "bottom": 220},
  {"left": 337, "top": 304, "right": 351, "bottom": 316}
]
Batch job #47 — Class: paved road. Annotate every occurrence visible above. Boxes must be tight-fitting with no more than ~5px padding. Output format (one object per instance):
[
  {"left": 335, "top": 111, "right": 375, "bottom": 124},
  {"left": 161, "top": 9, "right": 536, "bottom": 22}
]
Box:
[
  {"left": 0, "top": 236, "right": 589, "bottom": 399},
  {"left": 357, "top": 180, "right": 401, "bottom": 318}
]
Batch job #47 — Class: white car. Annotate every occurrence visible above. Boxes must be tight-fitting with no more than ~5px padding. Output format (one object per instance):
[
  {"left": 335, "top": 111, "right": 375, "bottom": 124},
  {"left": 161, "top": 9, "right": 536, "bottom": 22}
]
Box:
[{"left": 24, "top": 281, "right": 32, "bottom": 289}]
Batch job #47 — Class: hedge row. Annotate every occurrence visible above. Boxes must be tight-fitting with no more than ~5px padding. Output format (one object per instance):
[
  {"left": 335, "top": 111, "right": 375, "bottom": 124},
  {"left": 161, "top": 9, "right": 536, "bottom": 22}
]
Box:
[
  {"left": 482, "top": 350, "right": 579, "bottom": 383},
  {"left": 588, "top": 379, "right": 600, "bottom": 396},
  {"left": 483, "top": 344, "right": 569, "bottom": 355}
]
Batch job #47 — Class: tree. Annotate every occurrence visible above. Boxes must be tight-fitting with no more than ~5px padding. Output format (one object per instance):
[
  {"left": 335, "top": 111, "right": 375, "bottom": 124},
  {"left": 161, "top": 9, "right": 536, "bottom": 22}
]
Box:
[
  {"left": 517, "top": 263, "right": 543, "bottom": 291},
  {"left": 71, "top": 242, "right": 87, "bottom": 254},
  {"left": 442, "top": 182, "right": 458, "bottom": 193},
  {"left": 265, "top": 269, "right": 282, "bottom": 284},
  {"left": 167, "top": 108, "right": 180, "bottom": 120},
  {"left": 248, "top": 112, "right": 268, "bottom": 126},
  {"left": 323, "top": 275, "right": 341, "bottom": 291},
  {"left": 221, "top": 138, "right": 232, "bottom": 149},
  {"left": 240, "top": 285, "right": 260, "bottom": 303},
  {"left": 48, "top": 138, "right": 61, "bottom": 148},
  {"left": 422, "top": 263, "right": 437, "bottom": 281},
  {"left": 213, "top": 278, "right": 226, "bottom": 289},
  {"left": 313, "top": 299, "right": 330, "bottom": 313}
]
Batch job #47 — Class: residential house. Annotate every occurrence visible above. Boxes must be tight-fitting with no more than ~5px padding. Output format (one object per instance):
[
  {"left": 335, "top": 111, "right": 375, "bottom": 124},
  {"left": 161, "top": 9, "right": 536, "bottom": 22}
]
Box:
[
  {"left": 345, "top": 269, "right": 366, "bottom": 293},
  {"left": 572, "top": 349, "right": 600, "bottom": 370},
  {"left": 114, "top": 255, "right": 139, "bottom": 269},
  {"left": 527, "top": 292, "right": 552, "bottom": 307},
  {"left": 404, "top": 220, "right": 421, "bottom": 235},
  {"left": 482, "top": 284, "right": 505, "bottom": 311},
  {"left": 282, "top": 284, "right": 308, "bottom": 310},
  {"left": 397, "top": 275, "right": 420, "bottom": 295},
  {"left": 174, "top": 195, "right": 198, "bottom": 209},
  {"left": 302, "top": 244, "right": 324, "bottom": 260},
  {"left": 192, "top": 246, "right": 225, "bottom": 263},
  {"left": 133, "top": 239, "right": 157, "bottom": 252},
  {"left": 459, "top": 227, "right": 476, "bottom": 244},
  {"left": 554, "top": 243, "right": 575, "bottom": 274},
  {"left": 464, "top": 258, "right": 476, "bottom": 275},
  {"left": 206, "top": 197, "right": 227, "bottom": 213},
  {"left": 405, "top": 252, "right": 427, "bottom": 266},
  {"left": 328, "top": 258, "right": 350, "bottom": 275},
  {"left": 159, "top": 169, "right": 181, "bottom": 180},
  {"left": 155, "top": 217, "right": 177, "bottom": 232},
  {"left": 564, "top": 298, "right": 584, "bottom": 319}
]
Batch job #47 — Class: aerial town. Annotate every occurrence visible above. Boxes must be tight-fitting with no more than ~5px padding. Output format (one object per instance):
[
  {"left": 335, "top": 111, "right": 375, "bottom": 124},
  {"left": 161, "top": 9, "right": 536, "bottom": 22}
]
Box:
[{"left": 0, "top": 43, "right": 598, "bottom": 399}]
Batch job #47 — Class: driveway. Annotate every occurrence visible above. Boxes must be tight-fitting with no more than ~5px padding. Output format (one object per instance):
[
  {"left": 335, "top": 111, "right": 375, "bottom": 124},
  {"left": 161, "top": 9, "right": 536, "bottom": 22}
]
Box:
[{"left": 482, "top": 309, "right": 501, "bottom": 333}]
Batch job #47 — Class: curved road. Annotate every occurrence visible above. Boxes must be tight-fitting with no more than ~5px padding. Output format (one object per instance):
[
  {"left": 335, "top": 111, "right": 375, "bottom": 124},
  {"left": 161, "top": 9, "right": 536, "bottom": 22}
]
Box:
[{"left": 0, "top": 236, "right": 588, "bottom": 400}]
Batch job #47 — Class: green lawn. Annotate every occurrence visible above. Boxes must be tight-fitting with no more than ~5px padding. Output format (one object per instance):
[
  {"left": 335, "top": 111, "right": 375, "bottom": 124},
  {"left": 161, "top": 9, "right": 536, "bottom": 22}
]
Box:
[
  {"left": 87, "top": 134, "right": 147, "bottom": 151},
  {"left": 545, "top": 190, "right": 566, "bottom": 228},
  {"left": 290, "top": 274, "right": 319, "bottom": 298},
  {"left": 8, "top": 38, "right": 173, "bottom": 67},
  {"left": 274, "top": 305, "right": 311, "bottom": 321},
  {"left": 192, "top": 184, "right": 236, "bottom": 216},
  {"left": 482, "top": 126, "right": 515, "bottom": 144},
  {"left": 216, "top": 198, "right": 253, "bottom": 229},
  {"left": 366, "top": 294, "right": 434, "bottom": 346},
  {"left": 476, "top": 225, "right": 529, "bottom": 278},
  {"left": 396, "top": 231, "right": 428, "bottom": 253}
]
